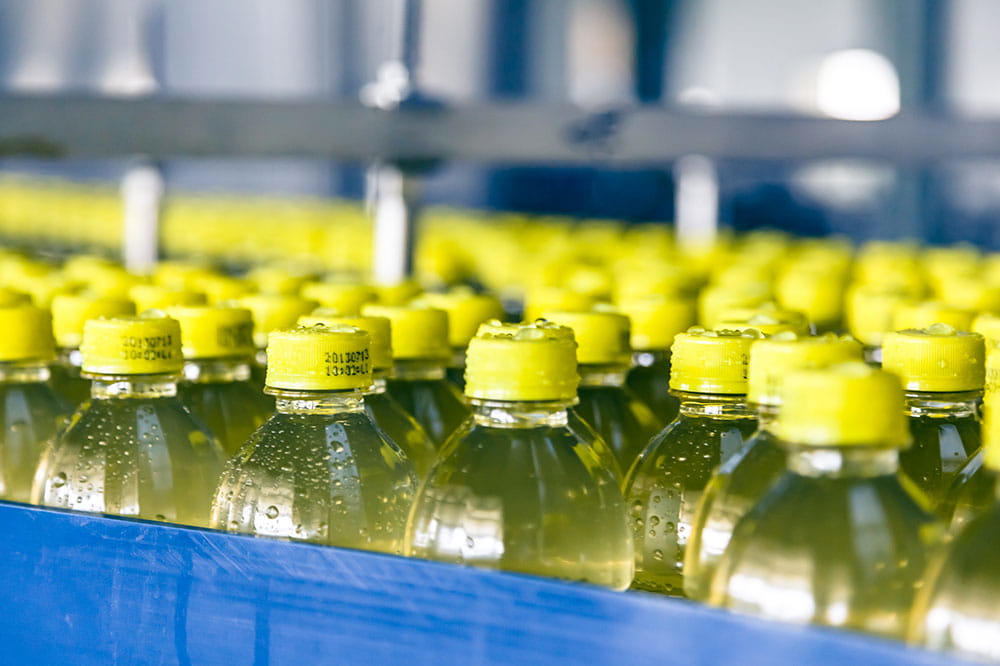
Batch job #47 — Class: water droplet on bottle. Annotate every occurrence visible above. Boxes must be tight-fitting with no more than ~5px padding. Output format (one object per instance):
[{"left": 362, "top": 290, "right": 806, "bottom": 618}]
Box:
[
  {"left": 665, "top": 521, "right": 675, "bottom": 533},
  {"left": 265, "top": 505, "right": 279, "bottom": 519},
  {"left": 465, "top": 536, "right": 475, "bottom": 549},
  {"left": 649, "top": 515, "right": 660, "bottom": 527},
  {"left": 52, "top": 472, "right": 67, "bottom": 488},
  {"left": 652, "top": 549, "right": 663, "bottom": 561}
]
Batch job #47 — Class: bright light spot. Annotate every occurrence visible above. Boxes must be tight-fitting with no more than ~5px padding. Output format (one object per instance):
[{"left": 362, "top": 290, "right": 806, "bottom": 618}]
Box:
[{"left": 816, "top": 49, "right": 900, "bottom": 121}]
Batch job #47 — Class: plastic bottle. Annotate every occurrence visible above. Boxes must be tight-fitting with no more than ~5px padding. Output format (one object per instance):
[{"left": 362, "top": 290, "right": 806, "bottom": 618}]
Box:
[
  {"left": 211, "top": 325, "right": 416, "bottom": 554},
  {"left": 361, "top": 304, "right": 470, "bottom": 448},
  {"left": 911, "top": 396, "right": 1000, "bottom": 661},
  {"left": 406, "top": 320, "right": 633, "bottom": 589},
  {"left": 420, "top": 289, "right": 505, "bottom": 389},
  {"left": 299, "top": 311, "right": 436, "bottom": 477},
  {"left": 624, "top": 328, "right": 760, "bottom": 595},
  {"left": 167, "top": 305, "right": 272, "bottom": 456},
  {"left": 617, "top": 295, "right": 695, "bottom": 425},
  {"left": 0, "top": 305, "right": 71, "bottom": 502},
  {"left": 891, "top": 301, "right": 974, "bottom": 333},
  {"left": 709, "top": 362, "right": 941, "bottom": 639},
  {"left": 32, "top": 314, "right": 225, "bottom": 526},
  {"left": 712, "top": 302, "right": 810, "bottom": 335},
  {"left": 542, "top": 308, "right": 663, "bottom": 474},
  {"left": 845, "top": 285, "right": 909, "bottom": 365},
  {"left": 881, "top": 325, "right": 984, "bottom": 505},
  {"left": 49, "top": 292, "right": 135, "bottom": 406},
  {"left": 684, "top": 332, "right": 862, "bottom": 600}
]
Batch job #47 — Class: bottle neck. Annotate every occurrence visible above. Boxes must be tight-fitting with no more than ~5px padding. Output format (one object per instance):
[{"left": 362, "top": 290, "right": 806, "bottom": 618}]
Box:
[
  {"left": 753, "top": 402, "right": 780, "bottom": 432},
  {"left": 0, "top": 360, "right": 51, "bottom": 383},
  {"left": 59, "top": 347, "right": 83, "bottom": 369},
  {"left": 365, "top": 370, "right": 390, "bottom": 396},
  {"left": 254, "top": 348, "right": 268, "bottom": 367},
  {"left": 392, "top": 358, "right": 446, "bottom": 381},
  {"left": 631, "top": 349, "right": 669, "bottom": 368},
  {"left": 676, "top": 391, "right": 754, "bottom": 419},
  {"left": 469, "top": 397, "right": 577, "bottom": 429},
  {"left": 903, "top": 390, "right": 980, "bottom": 419},
  {"left": 182, "top": 358, "right": 253, "bottom": 383},
  {"left": 787, "top": 446, "right": 900, "bottom": 478},
  {"left": 863, "top": 345, "right": 882, "bottom": 366},
  {"left": 268, "top": 387, "right": 366, "bottom": 414},
  {"left": 450, "top": 348, "right": 466, "bottom": 370},
  {"left": 578, "top": 363, "right": 628, "bottom": 388},
  {"left": 90, "top": 374, "right": 179, "bottom": 399}
]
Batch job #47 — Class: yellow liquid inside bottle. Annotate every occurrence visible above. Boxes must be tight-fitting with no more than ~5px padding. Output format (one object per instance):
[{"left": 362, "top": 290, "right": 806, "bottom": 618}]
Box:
[
  {"left": 625, "top": 392, "right": 757, "bottom": 595},
  {"left": 710, "top": 446, "right": 941, "bottom": 639},
  {"left": 387, "top": 360, "right": 471, "bottom": 449},
  {"left": 0, "top": 362, "right": 71, "bottom": 502},
  {"left": 177, "top": 359, "right": 272, "bottom": 456},
  {"left": 211, "top": 390, "right": 416, "bottom": 554},
  {"left": 33, "top": 375, "right": 226, "bottom": 527},
  {"left": 684, "top": 420, "right": 785, "bottom": 600},
  {"left": 940, "top": 449, "right": 997, "bottom": 529},
  {"left": 365, "top": 375, "right": 436, "bottom": 478},
  {"left": 407, "top": 398, "right": 634, "bottom": 589},
  {"left": 49, "top": 350, "right": 91, "bottom": 408},
  {"left": 626, "top": 350, "right": 680, "bottom": 424},
  {"left": 911, "top": 500, "right": 1000, "bottom": 660}
]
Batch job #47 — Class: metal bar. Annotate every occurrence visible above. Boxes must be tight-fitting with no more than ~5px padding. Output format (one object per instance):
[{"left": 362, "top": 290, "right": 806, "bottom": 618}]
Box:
[{"left": 3, "top": 95, "right": 1000, "bottom": 164}]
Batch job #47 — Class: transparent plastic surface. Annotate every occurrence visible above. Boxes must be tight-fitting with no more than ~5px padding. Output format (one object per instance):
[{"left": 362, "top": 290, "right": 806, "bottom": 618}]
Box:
[
  {"left": 0, "top": 367, "right": 71, "bottom": 502},
  {"left": 710, "top": 448, "right": 941, "bottom": 640},
  {"left": 940, "top": 450, "right": 997, "bottom": 529},
  {"left": 684, "top": 426, "right": 786, "bottom": 600},
  {"left": 407, "top": 400, "right": 634, "bottom": 590},
  {"left": 899, "top": 392, "right": 981, "bottom": 506},
  {"left": 912, "top": 500, "right": 1000, "bottom": 661},
  {"left": 211, "top": 392, "right": 417, "bottom": 555},
  {"left": 33, "top": 377, "right": 225, "bottom": 527},
  {"left": 576, "top": 383, "right": 663, "bottom": 474},
  {"left": 179, "top": 378, "right": 271, "bottom": 457},
  {"left": 49, "top": 361, "right": 90, "bottom": 408},
  {"left": 387, "top": 371, "right": 470, "bottom": 449},
  {"left": 626, "top": 353, "right": 680, "bottom": 424},
  {"left": 365, "top": 386, "right": 437, "bottom": 478},
  {"left": 624, "top": 393, "right": 757, "bottom": 595}
]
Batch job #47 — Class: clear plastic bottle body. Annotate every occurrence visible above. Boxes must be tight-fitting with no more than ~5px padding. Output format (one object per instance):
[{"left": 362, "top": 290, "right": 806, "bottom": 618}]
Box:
[
  {"left": 33, "top": 375, "right": 226, "bottom": 527},
  {"left": 407, "top": 398, "right": 634, "bottom": 590},
  {"left": 898, "top": 391, "right": 981, "bottom": 506},
  {"left": 626, "top": 351, "right": 680, "bottom": 424},
  {"left": 684, "top": 408, "right": 786, "bottom": 600},
  {"left": 49, "top": 348, "right": 90, "bottom": 408},
  {"left": 575, "top": 364, "right": 664, "bottom": 473},
  {"left": 911, "top": 499, "right": 1000, "bottom": 660},
  {"left": 177, "top": 359, "right": 272, "bottom": 456},
  {"left": 710, "top": 446, "right": 941, "bottom": 639},
  {"left": 624, "top": 393, "right": 758, "bottom": 595},
  {"left": 364, "top": 374, "right": 437, "bottom": 478},
  {"left": 940, "top": 449, "right": 997, "bottom": 529},
  {"left": 445, "top": 349, "right": 466, "bottom": 390},
  {"left": 386, "top": 360, "right": 471, "bottom": 449},
  {"left": 0, "top": 362, "right": 71, "bottom": 502},
  {"left": 211, "top": 390, "right": 417, "bottom": 555}
]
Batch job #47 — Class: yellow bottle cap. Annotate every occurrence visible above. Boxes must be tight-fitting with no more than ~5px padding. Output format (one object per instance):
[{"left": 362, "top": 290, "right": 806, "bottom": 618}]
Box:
[
  {"left": 982, "top": 396, "right": 1000, "bottom": 470},
  {"left": 696, "top": 281, "right": 771, "bottom": 328},
  {"left": 300, "top": 282, "right": 376, "bottom": 315},
  {"left": 0, "top": 304, "right": 56, "bottom": 362},
  {"left": 51, "top": 293, "right": 136, "bottom": 349},
  {"left": 891, "top": 300, "right": 975, "bottom": 332},
  {"left": 938, "top": 276, "right": 1000, "bottom": 312},
  {"left": 540, "top": 308, "right": 631, "bottom": 366},
  {"left": 373, "top": 280, "right": 424, "bottom": 306},
  {"left": 522, "top": 286, "right": 596, "bottom": 322},
  {"left": 670, "top": 327, "right": 761, "bottom": 395},
  {"left": 299, "top": 311, "right": 392, "bottom": 371},
  {"left": 973, "top": 312, "right": 1000, "bottom": 349},
  {"left": 247, "top": 265, "right": 313, "bottom": 296},
  {"left": 85, "top": 267, "right": 144, "bottom": 299},
  {"left": 153, "top": 261, "right": 217, "bottom": 291},
  {"left": 236, "top": 294, "right": 319, "bottom": 348},
  {"left": 193, "top": 275, "right": 252, "bottom": 305},
  {"left": 714, "top": 302, "right": 810, "bottom": 335},
  {"left": 419, "top": 290, "right": 505, "bottom": 348},
  {"left": 775, "top": 362, "right": 908, "bottom": 447},
  {"left": 775, "top": 269, "right": 845, "bottom": 328},
  {"left": 361, "top": 304, "right": 450, "bottom": 361},
  {"left": 616, "top": 295, "right": 695, "bottom": 351},
  {"left": 0, "top": 288, "right": 32, "bottom": 308},
  {"left": 844, "top": 285, "right": 907, "bottom": 346},
  {"left": 882, "top": 324, "right": 985, "bottom": 392},
  {"left": 130, "top": 284, "right": 206, "bottom": 313},
  {"left": 81, "top": 313, "right": 183, "bottom": 376},
  {"left": 165, "top": 305, "right": 255, "bottom": 360},
  {"left": 748, "top": 332, "right": 863, "bottom": 406},
  {"left": 265, "top": 325, "right": 371, "bottom": 391},
  {"left": 984, "top": 347, "right": 1000, "bottom": 399},
  {"left": 465, "top": 320, "right": 579, "bottom": 401}
]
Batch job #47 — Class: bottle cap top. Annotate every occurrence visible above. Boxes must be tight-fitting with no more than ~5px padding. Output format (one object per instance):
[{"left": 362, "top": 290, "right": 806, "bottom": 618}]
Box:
[
  {"left": 775, "top": 362, "right": 908, "bottom": 447},
  {"left": 983, "top": 347, "right": 1000, "bottom": 399},
  {"left": 845, "top": 285, "right": 907, "bottom": 346},
  {"left": 81, "top": 313, "right": 183, "bottom": 375},
  {"left": 0, "top": 304, "right": 56, "bottom": 362},
  {"left": 299, "top": 311, "right": 392, "bottom": 371},
  {"left": 361, "top": 304, "right": 450, "bottom": 361},
  {"left": 748, "top": 332, "right": 863, "bottom": 406},
  {"left": 713, "top": 302, "right": 810, "bottom": 335},
  {"left": 616, "top": 295, "right": 695, "bottom": 351},
  {"left": 300, "top": 282, "right": 376, "bottom": 315},
  {"left": 891, "top": 301, "right": 975, "bottom": 333},
  {"left": 51, "top": 293, "right": 135, "bottom": 349},
  {"left": 130, "top": 284, "right": 206, "bottom": 313},
  {"left": 670, "top": 327, "right": 761, "bottom": 395},
  {"left": 973, "top": 312, "right": 1000, "bottom": 349},
  {"left": 165, "top": 305, "right": 255, "bottom": 360},
  {"left": 539, "top": 308, "right": 631, "bottom": 366},
  {"left": 465, "top": 320, "right": 579, "bottom": 402},
  {"left": 266, "top": 325, "right": 371, "bottom": 391},
  {"left": 522, "top": 287, "right": 595, "bottom": 322},
  {"left": 236, "top": 294, "right": 318, "bottom": 348},
  {"left": 775, "top": 268, "right": 845, "bottom": 328},
  {"left": 419, "top": 290, "right": 505, "bottom": 348},
  {"left": 882, "top": 324, "right": 985, "bottom": 392}
]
